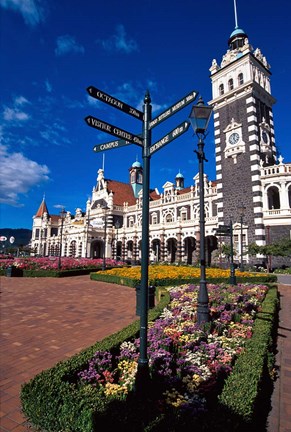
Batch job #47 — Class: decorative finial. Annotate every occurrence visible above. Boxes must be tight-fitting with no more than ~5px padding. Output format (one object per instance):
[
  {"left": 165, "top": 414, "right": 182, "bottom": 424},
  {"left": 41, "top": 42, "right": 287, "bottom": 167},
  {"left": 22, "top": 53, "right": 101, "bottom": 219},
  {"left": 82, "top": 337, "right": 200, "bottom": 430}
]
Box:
[
  {"left": 234, "top": 0, "right": 238, "bottom": 28},
  {"left": 144, "top": 89, "right": 151, "bottom": 104}
]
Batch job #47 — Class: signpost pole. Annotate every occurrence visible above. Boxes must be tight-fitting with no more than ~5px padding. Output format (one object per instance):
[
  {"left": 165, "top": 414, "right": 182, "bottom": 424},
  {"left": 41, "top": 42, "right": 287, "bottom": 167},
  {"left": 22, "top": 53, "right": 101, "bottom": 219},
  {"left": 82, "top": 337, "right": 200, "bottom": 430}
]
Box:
[{"left": 136, "top": 90, "right": 152, "bottom": 395}]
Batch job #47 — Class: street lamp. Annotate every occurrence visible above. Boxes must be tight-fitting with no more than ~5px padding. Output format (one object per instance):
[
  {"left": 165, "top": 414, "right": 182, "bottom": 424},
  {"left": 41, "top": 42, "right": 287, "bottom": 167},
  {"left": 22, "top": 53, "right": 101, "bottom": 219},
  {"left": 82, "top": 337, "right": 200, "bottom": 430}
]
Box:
[
  {"left": 85, "top": 206, "right": 91, "bottom": 258},
  {"left": 189, "top": 96, "right": 213, "bottom": 325},
  {"left": 102, "top": 205, "right": 109, "bottom": 270},
  {"left": 115, "top": 220, "right": 120, "bottom": 260},
  {"left": 229, "top": 218, "right": 237, "bottom": 285},
  {"left": 238, "top": 205, "right": 246, "bottom": 271},
  {"left": 58, "top": 208, "right": 66, "bottom": 270}
]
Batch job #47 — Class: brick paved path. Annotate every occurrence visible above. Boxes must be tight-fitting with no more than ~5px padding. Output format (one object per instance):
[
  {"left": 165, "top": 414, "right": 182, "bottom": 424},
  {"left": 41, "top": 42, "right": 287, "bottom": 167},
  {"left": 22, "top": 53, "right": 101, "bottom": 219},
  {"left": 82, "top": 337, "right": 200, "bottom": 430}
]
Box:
[
  {"left": 0, "top": 276, "right": 290, "bottom": 431},
  {"left": 267, "top": 283, "right": 291, "bottom": 432},
  {"left": 0, "top": 276, "right": 137, "bottom": 431}
]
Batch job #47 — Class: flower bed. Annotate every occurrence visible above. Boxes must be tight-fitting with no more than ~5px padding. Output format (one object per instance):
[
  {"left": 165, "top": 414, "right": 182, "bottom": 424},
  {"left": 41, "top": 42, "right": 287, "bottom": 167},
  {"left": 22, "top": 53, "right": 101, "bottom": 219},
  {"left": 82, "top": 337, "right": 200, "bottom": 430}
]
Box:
[
  {"left": 0, "top": 257, "right": 126, "bottom": 276},
  {"left": 76, "top": 283, "right": 269, "bottom": 429},
  {"left": 91, "top": 264, "right": 277, "bottom": 286},
  {"left": 21, "top": 282, "right": 278, "bottom": 431}
]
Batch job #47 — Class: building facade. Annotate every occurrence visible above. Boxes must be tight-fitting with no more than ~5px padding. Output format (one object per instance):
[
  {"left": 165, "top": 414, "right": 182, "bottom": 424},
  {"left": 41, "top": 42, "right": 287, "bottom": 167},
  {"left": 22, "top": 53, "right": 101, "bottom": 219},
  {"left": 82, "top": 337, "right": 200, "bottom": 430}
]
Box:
[{"left": 30, "top": 23, "right": 291, "bottom": 268}]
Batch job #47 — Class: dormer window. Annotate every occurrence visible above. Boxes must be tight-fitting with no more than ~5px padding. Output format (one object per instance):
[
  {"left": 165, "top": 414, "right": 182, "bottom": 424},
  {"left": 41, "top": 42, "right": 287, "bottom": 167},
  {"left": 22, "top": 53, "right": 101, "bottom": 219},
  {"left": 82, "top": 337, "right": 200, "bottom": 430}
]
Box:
[
  {"left": 238, "top": 73, "right": 244, "bottom": 86},
  {"left": 228, "top": 78, "right": 234, "bottom": 91},
  {"left": 219, "top": 83, "right": 224, "bottom": 95}
]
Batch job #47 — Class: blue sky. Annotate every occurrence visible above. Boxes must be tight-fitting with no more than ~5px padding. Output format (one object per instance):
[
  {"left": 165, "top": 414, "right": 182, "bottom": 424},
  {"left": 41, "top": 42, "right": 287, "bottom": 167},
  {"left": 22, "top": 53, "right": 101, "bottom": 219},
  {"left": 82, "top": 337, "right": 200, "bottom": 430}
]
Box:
[{"left": 0, "top": 0, "right": 290, "bottom": 229}]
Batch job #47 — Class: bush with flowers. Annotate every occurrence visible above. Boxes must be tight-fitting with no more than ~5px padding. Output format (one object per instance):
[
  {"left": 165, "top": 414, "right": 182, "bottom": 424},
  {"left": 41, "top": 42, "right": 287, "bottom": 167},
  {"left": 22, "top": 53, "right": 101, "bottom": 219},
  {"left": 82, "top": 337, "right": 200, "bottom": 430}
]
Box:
[{"left": 0, "top": 257, "right": 125, "bottom": 276}]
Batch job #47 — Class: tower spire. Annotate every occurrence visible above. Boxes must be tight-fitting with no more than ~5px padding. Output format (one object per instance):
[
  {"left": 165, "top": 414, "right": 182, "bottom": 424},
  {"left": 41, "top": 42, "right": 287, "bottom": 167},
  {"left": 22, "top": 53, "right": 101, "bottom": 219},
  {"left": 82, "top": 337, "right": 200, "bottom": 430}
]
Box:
[{"left": 234, "top": 0, "right": 238, "bottom": 28}]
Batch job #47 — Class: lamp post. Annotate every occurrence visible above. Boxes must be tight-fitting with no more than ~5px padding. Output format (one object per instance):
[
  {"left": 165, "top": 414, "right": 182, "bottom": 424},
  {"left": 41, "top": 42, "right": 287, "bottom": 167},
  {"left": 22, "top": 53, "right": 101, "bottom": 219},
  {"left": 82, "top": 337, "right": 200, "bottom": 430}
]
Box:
[
  {"left": 102, "top": 205, "right": 109, "bottom": 271},
  {"left": 85, "top": 206, "right": 91, "bottom": 258},
  {"left": 189, "top": 96, "right": 213, "bottom": 325},
  {"left": 58, "top": 208, "right": 66, "bottom": 270},
  {"left": 229, "top": 218, "right": 237, "bottom": 285},
  {"left": 238, "top": 205, "right": 246, "bottom": 271},
  {"left": 266, "top": 225, "right": 271, "bottom": 272},
  {"left": 115, "top": 220, "right": 120, "bottom": 260}
]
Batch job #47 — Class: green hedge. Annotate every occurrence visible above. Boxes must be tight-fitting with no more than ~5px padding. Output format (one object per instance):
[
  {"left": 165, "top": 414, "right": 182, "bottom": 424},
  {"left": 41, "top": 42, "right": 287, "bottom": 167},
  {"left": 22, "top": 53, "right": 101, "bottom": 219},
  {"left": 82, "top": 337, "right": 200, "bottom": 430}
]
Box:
[
  {"left": 90, "top": 272, "right": 277, "bottom": 287},
  {"left": 1, "top": 267, "right": 103, "bottom": 278},
  {"left": 23, "top": 268, "right": 101, "bottom": 278},
  {"left": 20, "top": 289, "right": 170, "bottom": 432},
  {"left": 214, "top": 285, "right": 279, "bottom": 430}
]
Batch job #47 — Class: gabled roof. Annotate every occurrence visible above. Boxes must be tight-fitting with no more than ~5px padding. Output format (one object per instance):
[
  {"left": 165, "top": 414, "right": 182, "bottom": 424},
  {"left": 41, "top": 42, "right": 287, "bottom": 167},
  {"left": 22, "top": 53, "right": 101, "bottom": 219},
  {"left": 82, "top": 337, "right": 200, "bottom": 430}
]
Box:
[
  {"left": 35, "top": 198, "right": 49, "bottom": 218},
  {"left": 107, "top": 180, "right": 136, "bottom": 206}
]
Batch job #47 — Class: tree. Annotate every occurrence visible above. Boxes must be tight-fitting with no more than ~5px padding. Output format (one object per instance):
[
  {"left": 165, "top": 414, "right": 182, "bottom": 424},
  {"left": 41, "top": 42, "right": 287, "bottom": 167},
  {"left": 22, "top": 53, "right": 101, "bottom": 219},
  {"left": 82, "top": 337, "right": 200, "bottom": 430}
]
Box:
[{"left": 248, "top": 239, "right": 291, "bottom": 257}]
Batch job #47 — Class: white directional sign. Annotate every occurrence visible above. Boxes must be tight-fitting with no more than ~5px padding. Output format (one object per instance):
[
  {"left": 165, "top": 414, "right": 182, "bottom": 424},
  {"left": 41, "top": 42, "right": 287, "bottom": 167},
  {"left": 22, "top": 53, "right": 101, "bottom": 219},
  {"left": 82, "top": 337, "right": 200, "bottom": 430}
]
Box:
[
  {"left": 87, "top": 86, "right": 144, "bottom": 121},
  {"left": 94, "top": 139, "right": 131, "bottom": 153},
  {"left": 149, "top": 90, "right": 198, "bottom": 129},
  {"left": 85, "top": 116, "right": 143, "bottom": 146},
  {"left": 149, "top": 121, "right": 190, "bottom": 155},
  {"left": 93, "top": 135, "right": 143, "bottom": 153}
]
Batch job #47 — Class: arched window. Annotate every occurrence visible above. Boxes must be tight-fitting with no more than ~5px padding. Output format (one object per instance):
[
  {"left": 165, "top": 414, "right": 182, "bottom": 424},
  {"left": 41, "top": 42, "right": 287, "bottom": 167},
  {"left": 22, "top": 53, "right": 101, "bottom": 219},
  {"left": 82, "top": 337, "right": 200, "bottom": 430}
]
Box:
[
  {"left": 165, "top": 213, "right": 173, "bottom": 223},
  {"left": 228, "top": 78, "right": 234, "bottom": 91},
  {"left": 267, "top": 186, "right": 280, "bottom": 209},
  {"left": 288, "top": 185, "right": 291, "bottom": 208},
  {"left": 238, "top": 73, "right": 244, "bottom": 86},
  {"left": 70, "top": 241, "right": 77, "bottom": 257},
  {"left": 219, "top": 83, "right": 224, "bottom": 95}
]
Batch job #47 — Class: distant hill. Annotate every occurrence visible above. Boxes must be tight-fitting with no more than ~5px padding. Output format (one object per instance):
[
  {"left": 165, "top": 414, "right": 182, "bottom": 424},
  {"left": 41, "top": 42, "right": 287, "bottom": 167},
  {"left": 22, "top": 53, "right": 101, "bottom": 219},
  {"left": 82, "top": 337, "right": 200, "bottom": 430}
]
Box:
[{"left": 0, "top": 228, "right": 32, "bottom": 247}]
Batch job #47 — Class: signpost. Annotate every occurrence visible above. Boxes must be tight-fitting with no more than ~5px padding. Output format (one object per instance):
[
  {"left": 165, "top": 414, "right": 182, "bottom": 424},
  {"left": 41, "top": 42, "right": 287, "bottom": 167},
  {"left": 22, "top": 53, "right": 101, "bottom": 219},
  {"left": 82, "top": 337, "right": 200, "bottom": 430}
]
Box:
[
  {"left": 215, "top": 225, "right": 231, "bottom": 236},
  {"left": 149, "top": 121, "right": 190, "bottom": 155},
  {"left": 93, "top": 136, "right": 142, "bottom": 153},
  {"left": 85, "top": 85, "right": 201, "bottom": 397},
  {"left": 87, "top": 86, "right": 144, "bottom": 121},
  {"left": 85, "top": 116, "right": 143, "bottom": 146},
  {"left": 149, "top": 90, "right": 198, "bottom": 129}
]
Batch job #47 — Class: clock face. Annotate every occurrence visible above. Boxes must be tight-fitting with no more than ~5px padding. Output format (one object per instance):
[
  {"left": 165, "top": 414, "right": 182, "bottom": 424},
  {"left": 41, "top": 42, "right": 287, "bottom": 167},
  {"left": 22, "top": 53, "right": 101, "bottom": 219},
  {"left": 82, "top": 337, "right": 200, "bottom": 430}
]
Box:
[
  {"left": 262, "top": 131, "right": 269, "bottom": 144},
  {"left": 228, "top": 132, "right": 240, "bottom": 145}
]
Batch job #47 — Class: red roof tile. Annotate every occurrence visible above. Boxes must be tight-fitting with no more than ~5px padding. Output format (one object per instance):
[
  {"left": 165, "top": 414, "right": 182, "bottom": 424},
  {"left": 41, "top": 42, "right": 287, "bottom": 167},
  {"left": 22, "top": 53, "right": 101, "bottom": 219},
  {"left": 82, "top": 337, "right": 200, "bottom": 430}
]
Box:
[
  {"left": 107, "top": 180, "right": 136, "bottom": 206},
  {"left": 35, "top": 199, "right": 49, "bottom": 218}
]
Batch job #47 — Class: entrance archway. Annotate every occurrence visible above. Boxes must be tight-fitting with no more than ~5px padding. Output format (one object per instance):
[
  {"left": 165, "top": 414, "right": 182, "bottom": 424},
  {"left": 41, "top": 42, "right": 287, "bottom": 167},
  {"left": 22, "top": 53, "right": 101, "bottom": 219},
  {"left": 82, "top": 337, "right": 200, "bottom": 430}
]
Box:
[
  {"left": 184, "top": 237, "right": 196, "bottom": 264},
  {"left": 151, "top": 239, "right": 161, "bottom": 262},
  {"left": 205, "top": 235, "right": 218, "bottom": 266},
  {"left": 92, "top": 240, "right": 103, "bottom": 259},
  {"left": 166, "top": 238, "right": 177, "bottom": 263}
]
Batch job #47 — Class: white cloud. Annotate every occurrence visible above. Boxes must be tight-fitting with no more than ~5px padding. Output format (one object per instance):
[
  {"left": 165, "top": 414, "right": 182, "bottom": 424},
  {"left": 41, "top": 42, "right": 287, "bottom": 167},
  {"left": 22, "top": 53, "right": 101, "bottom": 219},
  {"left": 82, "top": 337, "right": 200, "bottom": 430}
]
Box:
[
  {"left": 2, "top": 95, "right": 31, "bottom": 122},
  {"left": 0, "top": 144, "right": 50, "bottom": 206},
  {"left": 45, "top": 79, "right": 52, "bottom": 93},
  {"left": 0, "top": 0, "right": 46, "bottom": 26},
  {"left": 3, "top": 107, "right": 30, "bottom": 121},
  {"left": 14, "top": 95, "right": 30, "bottom": 106},
  {"left": 99, "top": 24, "right": 138, "bottom": 54},
  {"left": 55, "top": 35, "right": 85, "bottom": 56}
]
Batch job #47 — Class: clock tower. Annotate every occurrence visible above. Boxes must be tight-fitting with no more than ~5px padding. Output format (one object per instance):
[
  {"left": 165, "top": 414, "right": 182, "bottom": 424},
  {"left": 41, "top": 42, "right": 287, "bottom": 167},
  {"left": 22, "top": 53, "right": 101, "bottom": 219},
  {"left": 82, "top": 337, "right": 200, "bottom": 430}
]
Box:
[{"left": 209, "top": 22, "right": 276, "bottom": 247}]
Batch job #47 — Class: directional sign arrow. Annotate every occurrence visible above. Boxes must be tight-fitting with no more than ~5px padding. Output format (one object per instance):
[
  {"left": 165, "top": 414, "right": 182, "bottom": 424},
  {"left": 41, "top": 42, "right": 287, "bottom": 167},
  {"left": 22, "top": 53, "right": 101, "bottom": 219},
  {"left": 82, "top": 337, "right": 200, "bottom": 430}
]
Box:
[
  {"left": 87, "top": 86, "right": 144, "bottom": 121},
  {"left": 85, "top": 115, "right": 143, "bottom": 146},
  {"left": 149, "top": 90, "right": 198, "bottom": 129},
  {"left": 149, "top": 121, "right": 190, "bottom": 155},
  {"left": 93, "top": 137, "right": 141, "bottom": 153}
]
